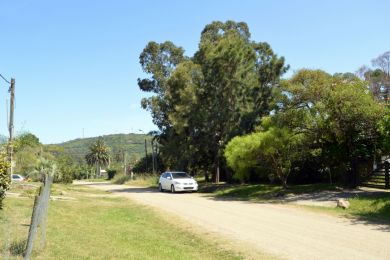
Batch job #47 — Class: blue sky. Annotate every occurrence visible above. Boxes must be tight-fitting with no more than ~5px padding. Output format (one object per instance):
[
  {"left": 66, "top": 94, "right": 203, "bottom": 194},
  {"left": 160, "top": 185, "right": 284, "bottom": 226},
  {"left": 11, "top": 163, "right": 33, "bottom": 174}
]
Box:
[{"left": 0, "top": 0, "right": 389, "bottom": 144}]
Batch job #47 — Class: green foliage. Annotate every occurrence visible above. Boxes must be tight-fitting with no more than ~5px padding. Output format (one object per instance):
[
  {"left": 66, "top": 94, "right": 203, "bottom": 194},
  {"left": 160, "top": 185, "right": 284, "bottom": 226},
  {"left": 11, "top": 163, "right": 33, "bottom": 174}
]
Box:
[
  {"left": 0, "top": 154, "right": 10, "bottom": 209},
  {"left": 112, "top": 173, "right": 132, "bottom": 184},
  {"left": 132, "top": 153, "right": 165, "bottom": 174},
  {"left": 107, "top": 169, "right": 116, "bottom": 180},
  {"left": 138, "top": 21, "right": 287, "bottom": 178},
  {"left": 13, "top": 132, "right": 42, "bottom": 175},
  {"left": 280, "top": 70, "right": 385, "bottom": 186},
  {"left": 85, "top": 139, "right": 110, "bottom": 177},
  {"left": 379, "top": 114, "right": 390, "bottom": 154},
  {"left": 28, "top": 158, "right": 56, "bottom": 182},
  {"left": 56, "top": 133, "right": 149, "bottom": 164},
  {"left": 225, "top": 127, "right": 305, "bottom": 187},
  {"left": 225, "top": 69, "right": 386, "bottom": 187},
  {"left": 54, "top": 155, "right": 76, "bottom": 184},
  {"left": 13, "top": 132, "right": 40, "bottom": 152}
]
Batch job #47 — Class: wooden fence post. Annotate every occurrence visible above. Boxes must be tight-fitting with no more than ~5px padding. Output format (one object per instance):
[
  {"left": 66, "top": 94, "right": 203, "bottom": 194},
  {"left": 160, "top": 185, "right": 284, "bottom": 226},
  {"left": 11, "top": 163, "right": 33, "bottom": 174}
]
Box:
[
  {"left": 24, "top": 188, "right": 42, "bottom": 260},
  {"left": 24, "top": 174, "right": 53, "bottom": 259}
]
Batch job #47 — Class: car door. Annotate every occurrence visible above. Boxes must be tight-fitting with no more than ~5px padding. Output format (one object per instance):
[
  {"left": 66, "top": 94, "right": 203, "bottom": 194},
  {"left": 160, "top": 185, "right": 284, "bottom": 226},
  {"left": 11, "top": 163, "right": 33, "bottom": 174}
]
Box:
[
  {"left": 166, "top": 173, "right": 173, "bottom": 189},
  {"left": 160, "top": 173, "right": 166, "bottom": 189}
]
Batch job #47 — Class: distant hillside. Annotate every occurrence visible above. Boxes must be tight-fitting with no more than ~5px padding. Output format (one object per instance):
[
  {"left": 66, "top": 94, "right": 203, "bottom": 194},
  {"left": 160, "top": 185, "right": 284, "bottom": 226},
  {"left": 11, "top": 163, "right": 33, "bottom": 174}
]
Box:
[{"left": 56, "top": 133, "right": 153, "bottom": 162}]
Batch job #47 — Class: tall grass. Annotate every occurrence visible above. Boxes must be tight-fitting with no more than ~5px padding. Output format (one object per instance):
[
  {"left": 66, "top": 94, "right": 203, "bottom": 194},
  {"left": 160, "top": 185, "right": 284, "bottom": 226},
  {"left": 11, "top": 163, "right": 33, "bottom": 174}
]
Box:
[{"left": 112, "top": 173, "right": 159, "bottom": 187}]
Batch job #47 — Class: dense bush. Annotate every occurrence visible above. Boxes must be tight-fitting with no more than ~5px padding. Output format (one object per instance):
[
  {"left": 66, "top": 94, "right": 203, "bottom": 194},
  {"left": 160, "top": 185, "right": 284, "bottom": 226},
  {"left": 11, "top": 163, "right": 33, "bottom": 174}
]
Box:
[
  {"left": 107, "top": 170, "right": 117, "bottom": 180},
  {"left": 112, "top": 173, "right": 132, "bottom": 184},
  {"left": 225, "top": 70, "right": 387, "bottom": 188},
  {"left": 133, "top": 154, "right": 165, "bottom": 174},
  {"left": 0, "top": 156, "right": 10, "bottom": 209}
]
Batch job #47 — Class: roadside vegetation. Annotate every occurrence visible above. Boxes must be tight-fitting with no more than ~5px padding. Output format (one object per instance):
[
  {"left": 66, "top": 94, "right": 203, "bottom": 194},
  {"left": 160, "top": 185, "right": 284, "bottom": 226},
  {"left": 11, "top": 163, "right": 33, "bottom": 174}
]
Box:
[
  {"left": 112, "top": 173, "right": 159, "bottom": 187},
  {"left": 199, "top": 183, "right": 338, "bottom": 200},
  {"left": 199, "top": 181, "right": 390, "bottom": 224},
  {"left": 136, "top": 20, "right": 390, "bottom": 190},
  {"left": 1, "top": 183, "right": 260, "bottom": 259}
]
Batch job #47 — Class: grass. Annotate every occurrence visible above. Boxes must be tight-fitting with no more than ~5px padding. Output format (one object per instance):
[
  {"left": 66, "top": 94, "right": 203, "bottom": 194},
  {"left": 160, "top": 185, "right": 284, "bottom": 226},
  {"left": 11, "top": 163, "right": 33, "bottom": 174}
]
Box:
[
  {"left": 302, "top": 192, "right": 390, "bottom": 224},
  {"left": 112, "top": 173, "right": 159, "bottom": 187},
  {"left": 200, "top": 181, "right": 390, "bottom": 224},
  {"left": 1, "top": 183, "right": 254, "bottom": 259},
  {"left": 200, "top": 182, "right": 337, "bottom": 201}
]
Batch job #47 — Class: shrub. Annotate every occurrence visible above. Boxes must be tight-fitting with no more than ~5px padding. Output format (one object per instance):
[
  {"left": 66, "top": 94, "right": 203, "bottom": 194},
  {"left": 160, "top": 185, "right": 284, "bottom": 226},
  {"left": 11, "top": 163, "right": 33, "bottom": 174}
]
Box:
[
  {"left": 112, "top": 173, "right": 132, "bottom": 184},
  {"left": 0, "top": 157, "right": 11, "bottom": 209},
  {"left": 107, "top": 170, "right": 117, "bottom": 180}
]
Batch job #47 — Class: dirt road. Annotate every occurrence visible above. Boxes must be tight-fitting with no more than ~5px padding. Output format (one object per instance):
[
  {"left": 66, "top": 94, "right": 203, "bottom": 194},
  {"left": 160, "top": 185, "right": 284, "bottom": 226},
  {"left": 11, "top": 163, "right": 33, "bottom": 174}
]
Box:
[{"left": 78, "top": 182, "right": 390, "bottom": 260}]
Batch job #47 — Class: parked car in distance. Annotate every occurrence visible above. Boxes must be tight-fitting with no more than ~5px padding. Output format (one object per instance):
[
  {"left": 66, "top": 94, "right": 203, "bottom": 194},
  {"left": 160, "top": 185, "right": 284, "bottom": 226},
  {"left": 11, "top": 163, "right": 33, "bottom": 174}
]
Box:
[
  {"left": 159, "top": 171, "right": 198, "bottom": 193},
  {"left": 11, "top": 174, "right": 25, "bottom": 182}
]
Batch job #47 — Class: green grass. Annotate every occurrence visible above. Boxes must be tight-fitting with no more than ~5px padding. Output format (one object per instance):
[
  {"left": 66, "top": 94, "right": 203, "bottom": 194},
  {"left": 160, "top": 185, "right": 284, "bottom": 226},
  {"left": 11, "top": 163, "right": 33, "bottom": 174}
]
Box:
[
  {"left": 200, "top": 181, "right": 390, "bottom": 224},
  {"left": 1, "top": 183, "right": 252, "bottom": 259},
  {"left": 303, "top": 192, "right": 390, "bottom": 224},
  {"left": 112, "top": 173, "right": 159, "bottom": 187},
  {"left": 200, "top": 183, "right": 337, "bottom": 201},
  {"left": 125, "top": 174, "right": 159, "bottom": 187}
]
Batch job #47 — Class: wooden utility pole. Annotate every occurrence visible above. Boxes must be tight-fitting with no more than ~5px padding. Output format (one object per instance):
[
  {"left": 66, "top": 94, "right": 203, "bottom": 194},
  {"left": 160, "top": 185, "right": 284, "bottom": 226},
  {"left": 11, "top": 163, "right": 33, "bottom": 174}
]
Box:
[{"left": 8, "top": 78, "right": 15, "bottom": 175}]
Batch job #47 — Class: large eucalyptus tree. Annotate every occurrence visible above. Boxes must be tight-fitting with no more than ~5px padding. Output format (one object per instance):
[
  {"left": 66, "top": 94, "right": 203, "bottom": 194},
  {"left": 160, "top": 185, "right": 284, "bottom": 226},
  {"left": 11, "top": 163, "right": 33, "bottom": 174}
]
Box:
[{"left": 138, "top": 21, "right": 288, "bottom": 182}]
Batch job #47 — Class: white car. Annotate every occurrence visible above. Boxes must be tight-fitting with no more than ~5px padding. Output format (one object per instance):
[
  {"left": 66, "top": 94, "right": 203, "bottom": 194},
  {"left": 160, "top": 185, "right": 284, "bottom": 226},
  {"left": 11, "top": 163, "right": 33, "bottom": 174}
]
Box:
[
  {"left": 11, "top": 174, "right": 25, "bottom": 182},
  {"left": 158, "top": 172, "right": 198, "bottom": 193}
]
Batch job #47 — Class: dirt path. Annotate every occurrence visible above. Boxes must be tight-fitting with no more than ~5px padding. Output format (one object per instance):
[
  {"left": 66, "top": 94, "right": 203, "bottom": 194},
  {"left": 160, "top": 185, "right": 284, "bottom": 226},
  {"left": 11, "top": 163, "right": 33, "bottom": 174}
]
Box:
[{"left": 77, "top": 181, "right": 390, "bottom": 260}]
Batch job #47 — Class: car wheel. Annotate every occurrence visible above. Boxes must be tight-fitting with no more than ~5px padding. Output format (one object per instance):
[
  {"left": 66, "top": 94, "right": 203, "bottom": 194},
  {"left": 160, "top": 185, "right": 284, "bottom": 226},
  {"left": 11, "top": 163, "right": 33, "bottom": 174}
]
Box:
[
  {"left": 171, "top": 184, "right": 175, "bottom": 193},
  {"left": 158, "top": 183, "right": 163, "bottom": 192}
]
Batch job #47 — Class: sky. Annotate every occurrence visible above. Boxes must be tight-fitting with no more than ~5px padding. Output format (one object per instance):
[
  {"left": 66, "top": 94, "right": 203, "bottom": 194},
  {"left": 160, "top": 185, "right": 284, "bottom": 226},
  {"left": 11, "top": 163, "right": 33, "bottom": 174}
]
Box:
[{"left": 0, "top": 0, "right": 389, "bottom": 144}]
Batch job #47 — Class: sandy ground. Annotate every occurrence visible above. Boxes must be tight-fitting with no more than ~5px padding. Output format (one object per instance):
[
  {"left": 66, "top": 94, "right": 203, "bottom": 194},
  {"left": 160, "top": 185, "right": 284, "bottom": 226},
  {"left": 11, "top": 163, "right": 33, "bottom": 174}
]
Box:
[{"left": 77, "top": 181, "right": 390, "bottom": 260}]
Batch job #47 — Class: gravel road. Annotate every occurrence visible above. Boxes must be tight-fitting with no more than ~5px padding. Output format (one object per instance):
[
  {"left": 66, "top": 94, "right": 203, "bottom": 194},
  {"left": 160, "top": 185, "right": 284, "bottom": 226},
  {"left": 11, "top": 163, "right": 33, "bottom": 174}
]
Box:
[{"left": 78, "top": 182, "right": 390, "bottom": 260}]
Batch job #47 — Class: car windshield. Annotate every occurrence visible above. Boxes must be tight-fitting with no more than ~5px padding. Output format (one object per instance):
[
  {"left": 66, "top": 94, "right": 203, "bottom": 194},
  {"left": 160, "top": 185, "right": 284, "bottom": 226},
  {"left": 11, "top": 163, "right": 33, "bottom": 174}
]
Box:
[{"left": 171, "top": 172, "right": 191, "bottom": 179}]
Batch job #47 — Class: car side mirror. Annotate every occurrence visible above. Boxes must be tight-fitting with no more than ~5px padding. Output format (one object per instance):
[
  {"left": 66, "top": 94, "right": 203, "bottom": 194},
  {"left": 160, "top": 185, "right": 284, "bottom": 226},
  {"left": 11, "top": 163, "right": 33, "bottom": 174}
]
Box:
[{"left": 167, "top": 177, "right": 171, "bottom": 180}]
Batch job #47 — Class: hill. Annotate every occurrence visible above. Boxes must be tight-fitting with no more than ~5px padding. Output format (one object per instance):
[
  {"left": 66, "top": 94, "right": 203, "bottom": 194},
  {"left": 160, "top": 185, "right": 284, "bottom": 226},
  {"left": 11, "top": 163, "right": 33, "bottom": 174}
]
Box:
[{"left": 55, "top": 133, "right": 153, "bottom": 163}]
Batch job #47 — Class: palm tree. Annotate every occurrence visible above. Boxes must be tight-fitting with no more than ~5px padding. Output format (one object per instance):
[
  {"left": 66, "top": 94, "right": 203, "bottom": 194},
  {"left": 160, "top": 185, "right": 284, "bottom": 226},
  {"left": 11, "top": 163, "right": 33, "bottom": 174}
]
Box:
[
  {"left": 85, "top": 139, "right": 110, "bottom": 178},
  {"left": 30, "top": 158, "right": 57, "bottom": 182}
]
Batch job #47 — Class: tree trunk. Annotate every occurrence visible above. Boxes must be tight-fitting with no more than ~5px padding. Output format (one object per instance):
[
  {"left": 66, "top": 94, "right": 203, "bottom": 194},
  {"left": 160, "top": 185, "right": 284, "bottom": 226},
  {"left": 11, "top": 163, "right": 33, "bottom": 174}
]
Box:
[
  {"left": 95, "top": 162, "right": 100, "bottom": 178},
  {"left": 216, "top": 164, "right": 220, "bottom": 184},
  {"left": 281, "top": 178, "right": 288, "bottom": 189}
]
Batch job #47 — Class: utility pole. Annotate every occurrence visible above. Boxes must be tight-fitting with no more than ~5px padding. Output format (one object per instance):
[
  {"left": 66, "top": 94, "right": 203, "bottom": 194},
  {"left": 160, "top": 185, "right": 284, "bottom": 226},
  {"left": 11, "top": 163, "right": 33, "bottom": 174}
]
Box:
[{"left": 8, "top": 78, "right": 15, "bottom": 175}]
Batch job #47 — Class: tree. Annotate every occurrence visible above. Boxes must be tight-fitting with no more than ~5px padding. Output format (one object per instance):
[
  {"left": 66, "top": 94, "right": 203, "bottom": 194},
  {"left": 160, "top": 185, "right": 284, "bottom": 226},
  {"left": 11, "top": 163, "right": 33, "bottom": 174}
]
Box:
[
  {"left": 277, "top": 70, "right": 386, "bottom": 187},
  {"left": 14, "top": 132, "right": 40, "bottom": 152},
  {"left": 85, "top": 139, "right": 110, "bottom": 178},
  {"left": 29, "top": 158, "right": 56, "bottom": 182},
  {"left": 225, "top": 127, "right": 305, "bottom": 188},
  {"left": 138, "top": 21, "right": 287, "bottom": 181},
  {"left": 357, "top": 51, "right": 390, "bottom": 101}
]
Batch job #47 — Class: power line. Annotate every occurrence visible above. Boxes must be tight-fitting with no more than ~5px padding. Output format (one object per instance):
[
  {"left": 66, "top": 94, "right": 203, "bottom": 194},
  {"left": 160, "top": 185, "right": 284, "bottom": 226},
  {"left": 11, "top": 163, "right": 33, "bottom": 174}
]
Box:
[{"left": 0, "top": 73, "right": 11, "bottom": 84}]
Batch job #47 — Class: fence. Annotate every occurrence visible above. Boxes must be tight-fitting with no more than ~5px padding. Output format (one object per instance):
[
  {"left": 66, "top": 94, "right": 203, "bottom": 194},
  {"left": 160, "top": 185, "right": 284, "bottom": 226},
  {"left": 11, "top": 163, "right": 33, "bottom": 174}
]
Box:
[
  {"left": 360, "top": 161, "right": 390, "bottom": 189},
  {"left": 23, "top": 173, "right": 53, "bottom": 260}
]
